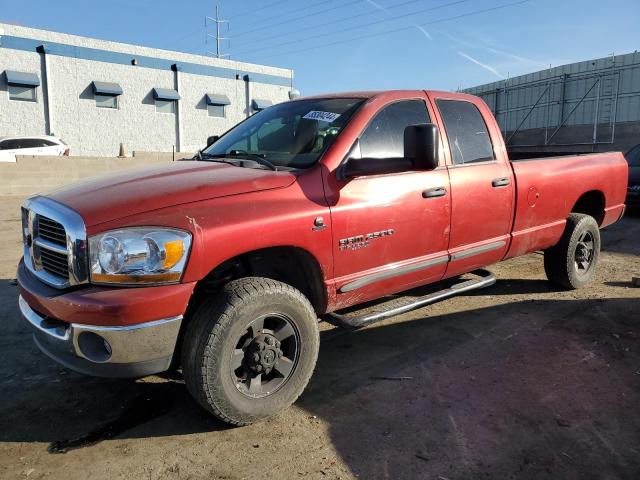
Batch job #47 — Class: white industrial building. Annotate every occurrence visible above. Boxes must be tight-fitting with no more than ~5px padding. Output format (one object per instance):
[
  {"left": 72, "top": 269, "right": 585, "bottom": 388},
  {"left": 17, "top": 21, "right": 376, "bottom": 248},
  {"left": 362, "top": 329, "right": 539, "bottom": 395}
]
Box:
[{"left": 0, "top": 23, "right": 295, "bottom": 156}]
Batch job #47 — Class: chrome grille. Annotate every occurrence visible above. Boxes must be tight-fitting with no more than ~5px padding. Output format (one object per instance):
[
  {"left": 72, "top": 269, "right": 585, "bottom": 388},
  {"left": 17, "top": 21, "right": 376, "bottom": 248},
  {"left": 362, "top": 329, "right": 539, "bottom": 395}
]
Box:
[
  {"left": 37, "top": 216, "right": 67, "bottom": 247},
  {"left": 35, "top": 214, "right": 70, "bottom": 281},
  {"left": 39, "top": 245, "right": 70, "bottom": 278},
  {"left": 22, "top": 196, "right": 89, "bottom": 289}
]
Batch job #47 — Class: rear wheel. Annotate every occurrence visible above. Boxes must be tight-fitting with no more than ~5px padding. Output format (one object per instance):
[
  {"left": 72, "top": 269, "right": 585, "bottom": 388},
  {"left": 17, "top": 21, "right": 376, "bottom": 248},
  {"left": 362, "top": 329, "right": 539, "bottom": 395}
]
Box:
[
  {"left": 544, "top": 213, "right": 600, "bottom": 289},
  {"left": 181, "top": 277, "right": 319, "bottom": 426}
]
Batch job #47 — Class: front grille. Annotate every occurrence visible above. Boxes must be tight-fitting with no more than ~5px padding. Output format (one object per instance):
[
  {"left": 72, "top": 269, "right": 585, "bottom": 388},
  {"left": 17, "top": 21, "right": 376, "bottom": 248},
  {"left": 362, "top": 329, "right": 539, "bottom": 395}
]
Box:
[
  {"left": 40, "top": 247, "right": 70, "bottom": 278},
  {"left": 37, "top": 214, "right": 69, "bottom": 280},
  {"left": 38, "top": 216, "right": 67, "bottom": 247},
  {"left": 23, "top": 197, "right": 88, "bottom": 289}
]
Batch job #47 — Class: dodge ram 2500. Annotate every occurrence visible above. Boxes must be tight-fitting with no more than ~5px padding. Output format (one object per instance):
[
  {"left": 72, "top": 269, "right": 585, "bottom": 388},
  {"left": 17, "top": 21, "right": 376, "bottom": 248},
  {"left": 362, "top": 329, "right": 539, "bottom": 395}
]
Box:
[{"left": 17, "top": 90, "right": 628, "bottom": 425}]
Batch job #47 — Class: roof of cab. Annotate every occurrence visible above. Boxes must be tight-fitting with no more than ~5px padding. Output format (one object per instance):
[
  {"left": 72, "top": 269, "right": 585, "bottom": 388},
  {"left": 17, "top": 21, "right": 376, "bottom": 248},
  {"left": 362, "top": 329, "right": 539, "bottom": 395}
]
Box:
[{"left": 294, "top": 89, "right": 479, "bottom": 102}]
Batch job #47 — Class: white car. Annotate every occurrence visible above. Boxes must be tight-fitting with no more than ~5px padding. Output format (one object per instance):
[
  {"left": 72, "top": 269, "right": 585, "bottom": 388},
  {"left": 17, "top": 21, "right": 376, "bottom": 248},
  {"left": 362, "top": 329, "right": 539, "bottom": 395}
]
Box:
[{"left": 0, "top": 135, "right": 69, "bottom": 162}]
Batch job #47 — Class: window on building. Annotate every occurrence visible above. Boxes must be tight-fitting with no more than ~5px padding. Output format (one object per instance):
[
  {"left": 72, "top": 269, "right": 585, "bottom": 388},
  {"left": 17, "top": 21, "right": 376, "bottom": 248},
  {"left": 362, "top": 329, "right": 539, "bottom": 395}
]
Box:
[
  {"left": 156, "top": 99, "right": 176, "bottom": 114},
  {"left": 92, "top": 81, "right": 123, "bottom": 109},
  {"left": 205, "top": 94, "right": 230, "bottom": 118},
  {"left": 207, "top": 104, "right": 225, "bottom": 118},
  {"left": 359, "top": 100, "right": 431, "bottom": 159},
  {"left": 96, "top": 93, "right": 118, "bottom": 109},
  {"left": 436, "top": 99, "right": 495, "bottom": 165},
  {"left": 152, "top": 88, "right": 180, "bottom": 114},
  {"left": 8, "top": 84, "right": 37, "bottom": 102},
  {"left": 5, "top": 70, "right": 40, "bottom": 103}
]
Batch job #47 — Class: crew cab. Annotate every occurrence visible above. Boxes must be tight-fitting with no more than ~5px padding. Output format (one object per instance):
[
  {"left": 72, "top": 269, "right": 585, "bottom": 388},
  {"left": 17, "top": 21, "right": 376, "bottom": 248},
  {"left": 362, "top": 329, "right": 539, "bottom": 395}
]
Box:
[{"left": 17, "top": 90, "right": 628, "bottom": 426}]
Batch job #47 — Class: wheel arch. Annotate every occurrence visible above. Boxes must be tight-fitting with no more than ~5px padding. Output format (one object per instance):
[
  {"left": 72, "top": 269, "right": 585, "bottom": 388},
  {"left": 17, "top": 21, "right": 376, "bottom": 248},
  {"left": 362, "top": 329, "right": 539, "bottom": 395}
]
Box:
[
  {"left": 571, "top": 190, "right": 605, "bottom": 226},
  {"left": 193, "top": 246, "right": 327, "bottom": 315}
]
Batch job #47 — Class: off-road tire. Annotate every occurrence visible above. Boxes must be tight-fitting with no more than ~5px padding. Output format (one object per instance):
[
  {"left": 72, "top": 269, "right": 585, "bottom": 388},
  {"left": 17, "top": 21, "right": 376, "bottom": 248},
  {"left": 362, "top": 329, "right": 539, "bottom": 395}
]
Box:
[
  {"left": 544, "top": 213, "right": 600, "bottom": 289},
  {"left": 181, "top": 277, "right": 319, "bottom": 426}
]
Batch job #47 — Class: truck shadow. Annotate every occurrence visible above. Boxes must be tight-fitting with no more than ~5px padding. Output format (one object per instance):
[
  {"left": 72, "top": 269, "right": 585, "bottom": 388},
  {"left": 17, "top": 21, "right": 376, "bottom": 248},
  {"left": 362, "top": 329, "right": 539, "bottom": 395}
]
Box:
[
  {"left": 300, "top": 296, "right": 640, "bottom": 479},
  {"left": 1, "top": 277, "right": 639, "bottom": 480}
]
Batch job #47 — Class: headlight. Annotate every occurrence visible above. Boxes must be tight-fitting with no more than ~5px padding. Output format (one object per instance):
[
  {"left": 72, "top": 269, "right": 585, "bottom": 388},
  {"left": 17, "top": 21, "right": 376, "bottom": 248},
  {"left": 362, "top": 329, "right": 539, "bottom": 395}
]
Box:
[{"left": 89, "top": 228, "right": 192, "bottom": 285}]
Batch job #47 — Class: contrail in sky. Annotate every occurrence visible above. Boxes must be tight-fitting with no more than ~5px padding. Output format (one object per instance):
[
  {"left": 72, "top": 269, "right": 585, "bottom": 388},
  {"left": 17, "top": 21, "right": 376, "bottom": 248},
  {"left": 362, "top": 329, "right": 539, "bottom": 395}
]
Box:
[
  {"left": 457, "top": 51, "right": 504, "bottom": 78},
  {"left": 365, "top": 0, "right": 433, "bottom": 40}
]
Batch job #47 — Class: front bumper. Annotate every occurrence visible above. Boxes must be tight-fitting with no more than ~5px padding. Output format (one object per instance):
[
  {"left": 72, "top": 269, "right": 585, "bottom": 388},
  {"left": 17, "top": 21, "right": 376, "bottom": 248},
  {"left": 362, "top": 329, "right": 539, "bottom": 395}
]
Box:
[
  {"left": 19, "top": 295, "right": 182, "bottom": 377},
  {"left": 16, "top": 260, "right": 194, "bottom": 378}
]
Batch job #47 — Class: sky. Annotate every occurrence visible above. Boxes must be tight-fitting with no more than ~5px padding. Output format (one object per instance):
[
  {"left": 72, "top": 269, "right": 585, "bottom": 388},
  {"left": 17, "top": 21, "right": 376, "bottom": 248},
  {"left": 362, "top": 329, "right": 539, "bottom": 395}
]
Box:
[{"left": 1, "top": 0, "right": 639, "bottom": 95}]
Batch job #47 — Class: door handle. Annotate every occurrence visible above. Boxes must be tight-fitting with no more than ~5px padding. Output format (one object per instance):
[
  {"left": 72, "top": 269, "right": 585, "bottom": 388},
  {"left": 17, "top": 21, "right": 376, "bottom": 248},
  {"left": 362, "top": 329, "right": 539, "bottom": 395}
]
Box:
[
  {"left": 492, "top": 177, "right": 510, "bottom": 188},
  {"left": 422, "top": 187, "right": 447, "bottom": 198}
]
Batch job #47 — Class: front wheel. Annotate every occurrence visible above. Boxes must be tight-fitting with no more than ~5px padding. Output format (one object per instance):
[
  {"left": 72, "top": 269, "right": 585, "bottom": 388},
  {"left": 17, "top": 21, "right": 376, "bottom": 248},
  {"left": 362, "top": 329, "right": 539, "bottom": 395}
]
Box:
[
  {"left": 544, "top": 213, "right": 601, "bottom": 289},
  {"left": 181, "top": 277, "right": 319, "bottom": 426}
]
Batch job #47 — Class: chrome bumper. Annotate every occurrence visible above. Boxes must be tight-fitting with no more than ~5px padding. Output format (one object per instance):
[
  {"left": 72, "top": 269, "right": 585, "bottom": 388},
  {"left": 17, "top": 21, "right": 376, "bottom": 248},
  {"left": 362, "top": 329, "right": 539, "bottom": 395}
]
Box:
[{"left": 19, "top": 295, "right": 182, "bottom": 378}]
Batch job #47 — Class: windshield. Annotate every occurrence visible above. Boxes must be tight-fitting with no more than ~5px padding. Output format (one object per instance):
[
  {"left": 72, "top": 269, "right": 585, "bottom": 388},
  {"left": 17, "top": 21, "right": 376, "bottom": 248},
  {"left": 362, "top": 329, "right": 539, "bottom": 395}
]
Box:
[{"left": 203, "top": 98, "right": 364, "bottom": 169}]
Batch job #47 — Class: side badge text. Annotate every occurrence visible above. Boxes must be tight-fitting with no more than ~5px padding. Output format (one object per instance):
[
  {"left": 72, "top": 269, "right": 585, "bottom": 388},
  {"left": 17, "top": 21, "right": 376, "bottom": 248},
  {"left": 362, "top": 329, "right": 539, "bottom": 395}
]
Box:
[{"left": 339, "top": 229, "right": 395, "bottom": 251}]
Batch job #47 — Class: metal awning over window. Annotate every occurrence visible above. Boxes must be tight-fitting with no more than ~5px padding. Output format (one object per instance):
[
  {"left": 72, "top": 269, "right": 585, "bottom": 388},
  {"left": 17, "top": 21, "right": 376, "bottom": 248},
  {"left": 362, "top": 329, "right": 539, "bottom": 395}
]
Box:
[
  {"left": 92, "top": 81, "right": 123, "bottom": 96},
  {"left": 153, "top": 88, "right": 180, "bottom": 101},
  {"left": 252, "top": 99, "right": 272, "bottom": 111},
  {"left": 4, "top": 70, "right": 40, "bottom": 87},
  {"left": 205, "top": 93, "right": 231, "bottom": 106}
]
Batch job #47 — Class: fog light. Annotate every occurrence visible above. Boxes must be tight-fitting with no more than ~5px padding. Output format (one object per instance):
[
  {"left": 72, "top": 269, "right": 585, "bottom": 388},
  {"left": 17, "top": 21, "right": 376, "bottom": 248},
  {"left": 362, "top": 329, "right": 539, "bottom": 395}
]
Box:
[{"left": 77, "top": 332, "right": 112, "bottom": 363}]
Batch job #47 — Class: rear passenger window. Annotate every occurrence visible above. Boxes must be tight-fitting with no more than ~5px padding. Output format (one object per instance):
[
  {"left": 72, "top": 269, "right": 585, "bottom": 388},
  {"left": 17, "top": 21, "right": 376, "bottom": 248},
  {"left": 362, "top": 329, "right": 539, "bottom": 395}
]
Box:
[
  {"left": 20, "top": 139, "right": 43, "bottom": 149},
  {"left": 437, "top": 100, "right": 494, "bottom": 165},
  {"left": 359, "top": 100, "right": 430, "bottom": 159}
]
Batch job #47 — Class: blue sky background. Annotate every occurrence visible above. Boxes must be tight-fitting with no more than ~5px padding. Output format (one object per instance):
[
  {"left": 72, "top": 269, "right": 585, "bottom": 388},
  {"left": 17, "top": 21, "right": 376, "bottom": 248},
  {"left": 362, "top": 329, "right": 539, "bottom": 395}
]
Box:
[{"left": 1, "top": 0, "right": 639, "bottom": 95}]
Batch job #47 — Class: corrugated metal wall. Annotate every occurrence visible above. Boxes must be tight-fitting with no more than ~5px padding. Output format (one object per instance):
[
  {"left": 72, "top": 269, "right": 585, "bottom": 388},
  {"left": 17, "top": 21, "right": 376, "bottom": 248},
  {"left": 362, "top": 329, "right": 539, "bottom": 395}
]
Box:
[{"left": 464, "top": 52, "right": 640, "bottom": 146}]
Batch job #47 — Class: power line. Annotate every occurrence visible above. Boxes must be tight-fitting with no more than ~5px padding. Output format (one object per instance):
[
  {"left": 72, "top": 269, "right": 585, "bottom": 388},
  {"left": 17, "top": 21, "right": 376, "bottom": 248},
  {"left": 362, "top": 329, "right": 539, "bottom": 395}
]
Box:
[
  {"left": 233, "top": 0, "right": 341, "bottom": 33},
  {"left": 245, "top": 0, "right": 533, "bottom": 61},
  {"left": 164, "top": 26, "right": 204, "bottom": 48},
  {"left": 232, "top": 0, "right": 427, "bottom": 49},
  {"left": 234, "top": 0, "right": 471, "bottom": 56},
  {"left": 227, "top": 0, "right": 292, "bottom": 20},
  {"left": 231, "top": 0, "right": 364, "bottom": 37}
]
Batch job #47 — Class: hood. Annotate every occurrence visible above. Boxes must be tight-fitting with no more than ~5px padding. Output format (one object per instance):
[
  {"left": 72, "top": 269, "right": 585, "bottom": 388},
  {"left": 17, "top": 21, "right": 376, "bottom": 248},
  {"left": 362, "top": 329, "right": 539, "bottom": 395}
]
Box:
[{"left": 46, "top": 161, "right": 296, "bottom": 226}]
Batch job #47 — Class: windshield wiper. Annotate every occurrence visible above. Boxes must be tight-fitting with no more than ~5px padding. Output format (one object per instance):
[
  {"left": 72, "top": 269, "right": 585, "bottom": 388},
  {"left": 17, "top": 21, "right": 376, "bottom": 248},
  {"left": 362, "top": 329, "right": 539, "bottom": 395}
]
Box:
[
  {"left": 195, "top": 151, "right": 278, "bottom": 171},
  {"left": 227, "top": 150, "right": 278, "bottom": 171},
  {"left": 194, "top": 152, "right": 239, "bottom": 166}
]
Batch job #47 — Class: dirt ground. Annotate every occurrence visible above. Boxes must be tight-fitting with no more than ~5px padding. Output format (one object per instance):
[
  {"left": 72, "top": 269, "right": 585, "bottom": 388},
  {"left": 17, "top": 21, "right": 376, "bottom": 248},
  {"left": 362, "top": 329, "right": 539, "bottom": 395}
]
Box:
[{"left": 0, "top": 195, "right": 639, "bottom": 480}]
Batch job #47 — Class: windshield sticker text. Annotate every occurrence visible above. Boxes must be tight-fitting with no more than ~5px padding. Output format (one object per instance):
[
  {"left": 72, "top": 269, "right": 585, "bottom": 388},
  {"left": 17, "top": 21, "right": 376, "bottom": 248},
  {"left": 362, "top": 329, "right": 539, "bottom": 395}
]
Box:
[{"left": 303, "top": 111, "right": 341, "bottom": 123}]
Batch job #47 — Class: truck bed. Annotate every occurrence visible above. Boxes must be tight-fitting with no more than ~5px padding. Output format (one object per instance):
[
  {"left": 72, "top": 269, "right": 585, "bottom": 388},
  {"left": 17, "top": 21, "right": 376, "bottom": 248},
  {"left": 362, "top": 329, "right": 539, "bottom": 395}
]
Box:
[{"left": 505, "top": 151, "right": 628, "bottom": 259}]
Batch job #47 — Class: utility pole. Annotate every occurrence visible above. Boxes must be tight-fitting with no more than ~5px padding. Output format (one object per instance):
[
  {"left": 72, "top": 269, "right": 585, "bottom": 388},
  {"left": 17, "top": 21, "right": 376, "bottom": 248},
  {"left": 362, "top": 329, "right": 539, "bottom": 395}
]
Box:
[{"left": 205, "top": 6, "right": 229, "bottom": 59}]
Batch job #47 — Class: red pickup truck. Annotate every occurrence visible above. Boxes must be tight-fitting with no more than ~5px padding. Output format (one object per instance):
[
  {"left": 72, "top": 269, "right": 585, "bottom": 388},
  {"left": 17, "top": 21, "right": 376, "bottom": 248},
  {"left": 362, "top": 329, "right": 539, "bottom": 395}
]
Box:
[{"left": 17, "top": 90, "right": 627, "bottom": 426}]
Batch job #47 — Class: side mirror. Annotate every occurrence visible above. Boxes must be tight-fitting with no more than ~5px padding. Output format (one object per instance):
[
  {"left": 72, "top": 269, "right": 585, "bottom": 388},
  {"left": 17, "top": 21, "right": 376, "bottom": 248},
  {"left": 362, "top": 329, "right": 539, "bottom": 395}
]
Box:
[
  {"left": 404, "top": 123, "right": 439, "bottom": 170},
  {"left": 340, "top": 140, "right": 413, "bottom": 179},
  {"left": 206, "top": 135, "right": 219, "bottom": 147}
]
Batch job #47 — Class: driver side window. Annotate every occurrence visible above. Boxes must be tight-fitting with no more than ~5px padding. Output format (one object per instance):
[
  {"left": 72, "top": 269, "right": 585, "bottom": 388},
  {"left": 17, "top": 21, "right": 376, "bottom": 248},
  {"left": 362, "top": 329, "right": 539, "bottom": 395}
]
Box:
[{"left": 359, "top": 100, "right": 431, "bottom": 159}]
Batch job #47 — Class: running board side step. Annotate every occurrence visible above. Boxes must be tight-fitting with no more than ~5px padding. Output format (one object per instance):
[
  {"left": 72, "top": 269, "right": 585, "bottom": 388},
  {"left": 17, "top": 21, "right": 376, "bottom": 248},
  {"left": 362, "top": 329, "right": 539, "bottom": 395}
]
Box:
[{"left": 324, "top": 269, "right": 496, "bottom": 330}]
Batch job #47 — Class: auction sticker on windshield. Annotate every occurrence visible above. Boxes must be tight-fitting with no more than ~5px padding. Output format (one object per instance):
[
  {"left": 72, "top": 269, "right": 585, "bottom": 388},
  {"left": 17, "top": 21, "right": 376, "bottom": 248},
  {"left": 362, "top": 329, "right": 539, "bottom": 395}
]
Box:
[{"left": 303, "top": 111, "right": 341, "bottom": 122}]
